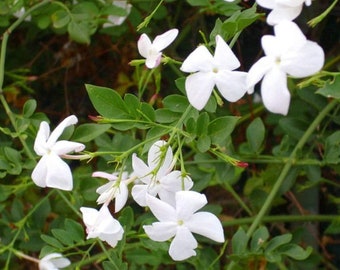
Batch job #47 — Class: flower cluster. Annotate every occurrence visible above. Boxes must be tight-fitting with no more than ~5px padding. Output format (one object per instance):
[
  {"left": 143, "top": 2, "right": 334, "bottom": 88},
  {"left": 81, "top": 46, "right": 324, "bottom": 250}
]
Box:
[
  {"left": 136, "top": 2, "right": 324, "bottom": 115},
  {"left": 28, "top": 0, "right": 327, "bottom": 266}
]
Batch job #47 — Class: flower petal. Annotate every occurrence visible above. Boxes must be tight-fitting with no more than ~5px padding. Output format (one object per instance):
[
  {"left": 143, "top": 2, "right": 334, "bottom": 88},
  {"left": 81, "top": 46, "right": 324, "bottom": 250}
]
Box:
[
  {"left": 97, "top": 205, "right": 122, "bottom": 233},
  {"left": 137, "top": 33, "right": 152, "bottom": 58},
  {"left": 146, "top": 194, "right": 177, "bottom": 222},
  {"left": 31, "top": 156, "right": 48, "bottom": 188},
  {"left": 145, "top": 51, "right": 162, "bottom": 69},
  {"left": 39, "top": 253, "right": 70, "bottom": 269},
  {"left": 185, "top": 72, "right": 215, "bottom": 110},
  {"left": 131, "top": 184, "right": 148, "bottom": 206},
  {"left": 281, "top": 41, "right": 324, "bottom": 77},
  {"left": 80, "top": 207, "right": 99, "bottom": 228},
  {"left": 47, "top": 115, "right": 78, "bottom": 146},
  {"left": 180, "top": 45, "right": 214, "bottom": 73},
  {"left": 256, "top": 0, "right": 275, "bottom": 9},
  {"left": 34, "top": 121, "right": 50, "bottom": 156},
  {"left": 186, "top": 212, "right": 225, "bottom": 242},
  {"left": 45, "top": 153, "right": 73, "bottom": 191},
  {"left": 143, "top": 222, "right": 177, "bottom": 241},
  {"left": 169, "top": 226, "right": 197, "bottom": 261},
  {"left": 267, "top": 5, "right": 302, "bottom": 25},
  {"left": 148, "top": 140, "right": 173, "bottom": 175},
  {"left": 161, "top": 171, "right": 193, "bottom": 192},
  {"left": 132, "top": 153, "right": 151, "bottom": 184},
  {"left": 215, "top": 70, "right": 247, "bottom": 102},
  {"left": 247, "top": 57, "right": 274, "bottom": 89},
  {"left": 115, "top": 181, "right": 129, "bottom": 212},
  {"left": 152, "top": 28, "right": 178, "bottom": 51},
  {"left": 175, "top": 191, "right": 207, "bottom": 221},
  {"left": 52, "top": 140, "right": 85, "bottom": 155},
  {"left": 214, "top": 35, "right": 240, "bottom": 70},
  {"left": 92, "top": 171, "right": 118, "bottom": 181},
  {"left": 47, "top": 256, "right": 71, "bottom": 268},
  {"left": 261, "top": 68, "right": 290, "bottom": 115},
  {"left": 274, "top": 21, "right": 306, "bottom": 52}
]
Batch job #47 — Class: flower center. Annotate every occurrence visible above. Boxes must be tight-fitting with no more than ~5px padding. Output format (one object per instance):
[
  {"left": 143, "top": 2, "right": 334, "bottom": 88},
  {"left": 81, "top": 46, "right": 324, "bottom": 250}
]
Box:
[
  {"left": 177, "top": 220, "right": 184, "bottom": 226},
  {"left": 212, "top": 67, "right": 219, "bottom": 73},
  {"left": 275, "top": 56, "right": 281, "bottom": 65}
]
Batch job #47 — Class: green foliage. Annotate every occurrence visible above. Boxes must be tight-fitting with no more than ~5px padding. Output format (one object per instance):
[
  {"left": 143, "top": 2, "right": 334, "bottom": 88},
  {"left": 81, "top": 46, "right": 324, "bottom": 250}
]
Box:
[{"left": 0, "top": 0, "right": 339, "bottom": 269}]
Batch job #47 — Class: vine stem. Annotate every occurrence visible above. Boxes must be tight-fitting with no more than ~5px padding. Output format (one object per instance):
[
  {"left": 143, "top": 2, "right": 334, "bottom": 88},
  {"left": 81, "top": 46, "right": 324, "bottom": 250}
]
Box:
[
  {"left": 222, "top": 214, "right": 339, "bottom": 227},
  {"left": 246, "top": 99, "right": 338, "bottom": 238},
  {"left": 227, "top": 99, "right": 338, "bottom": 269}
]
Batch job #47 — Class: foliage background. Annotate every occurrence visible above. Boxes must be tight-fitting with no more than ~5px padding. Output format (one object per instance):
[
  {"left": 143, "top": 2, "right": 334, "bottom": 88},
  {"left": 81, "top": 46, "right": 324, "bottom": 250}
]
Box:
[{"left": 0, "top": 0, "right": 339, "bottom": 269}]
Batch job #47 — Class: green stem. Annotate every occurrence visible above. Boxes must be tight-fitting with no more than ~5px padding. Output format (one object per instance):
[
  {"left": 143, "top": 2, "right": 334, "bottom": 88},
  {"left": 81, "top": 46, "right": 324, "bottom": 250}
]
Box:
[
  {"left": 56, "top": 190, "right": 82, "bottom": 218},
  {"left": 246, "top": 99, "right": 338, "bottom": 238},
  {"left": 137, "top": 0, "right": 164, "bottom": 31},
  {"left": 223, "top": 182, "right": 253, "bottom": 216},
  {"left": 1, "top": 190, "right": 54, "bottom": 269},
  {"left": 222, "top": 214, "right": 339, "bottom": 227}
]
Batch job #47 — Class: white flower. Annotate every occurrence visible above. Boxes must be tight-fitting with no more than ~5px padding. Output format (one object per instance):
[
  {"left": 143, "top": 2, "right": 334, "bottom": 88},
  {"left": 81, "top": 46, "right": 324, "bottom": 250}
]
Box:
[
  {"left": 256, "top": 0, "right": 312, "bottom": 25},
  {"left": 180, "top": 35, "right": 248, "bottom": 110},
  {"left": 31, "top": 115, "right": 85, "bottom": 191},
  {"left": 39, "top": 253, "right": 70, "bottom": 270},
  {"left": 247, "top": 21, "right": 324, "bottom": 115},
  {"left": 138, "top": 29, "right": 178, "bottom": 69},
  {"left": 103, "top": 1, "right": 132, "bottom": 28},
  {"left": 80, "top": 204, "right": 124, "bottom": 248},
  {"left": 93, "top": 171, "right": 130, "bottom": 212},
  {"left": 143, "top": 191, "right": 225, "bottom": 261},
  {"left": 132, "top": 140, "right": 193, "bottom": 207}
]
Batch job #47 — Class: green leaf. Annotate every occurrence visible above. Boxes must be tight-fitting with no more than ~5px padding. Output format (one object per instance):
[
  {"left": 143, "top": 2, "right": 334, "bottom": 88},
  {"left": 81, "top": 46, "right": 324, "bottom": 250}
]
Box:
[
  {"left": 51, "top": 10, "right": 70, "bottom": 29},
  {"left": 64, "top": 219, "right": 85, "bottom": 243},
  {"left": 277, "top": 244, "right": 313, "bottom": 260},
  {"left": 118, "top": 206, "right": 134, "bottom": 233},
  {"left": 155, "top": 108, "right": 180, "bottom": 123},
  {"left": 265, "top": 234, "right": 292, "bottom": 253},
  {"left": 51, "top": 229, "right": 74, "bottom": 246},
  {"left": 208, "top": 116, "right": 239, "bottom": 145},
  {"left": 246, "top": 117, "right": 265, "bottom": 154},
  {"left": 68, "top": 20, "right": 91, "bottom": 44},
  {"left": 196, "top": 112, "right": 210, "bottom": 136},
  {"left": 197, "top": 134, "right": 211, "bottom": 153},
  {"left": 325, "top": 220, "right": 340, "bottom": 234},
  {"left": 324, "top": 131, "right": 340, "bottom": 164},
  {"left": 279, "top": 117, "right": 308, "bottom": 141},
  {"left": 175, "top": 77, "right": 186, "bottom": 95},
  {"left": 72, "top": 123, "right": 111, "bottom": 142},
  {"left": 186, "top": 0, "right": 210, "bottom": 6},
  {"left": 232, "top": 227, "right": 248, "bottom": 255},
  {"left": 250, "top": 226, "right": 269, "bottom": 252},
  {"left": 86, "top": 84, "right": 128, "bottom": 118},
  {"left": 316, "top": 74, "right": 340, "bottom": 99},
  {"left": 22, "top": 99, "right": 37, "bottom": 118},
  {"left": 124, "top": 94, "right": 140, "bottom": 117},
  {"left": 72, "top": 2, "right": 99, "bottom": 17},
  {"left": 41, "top": 235, "right": 64, "bottom": 249},
  {"left": 163, "top": 94, "right": 190, "bottom": 113}
]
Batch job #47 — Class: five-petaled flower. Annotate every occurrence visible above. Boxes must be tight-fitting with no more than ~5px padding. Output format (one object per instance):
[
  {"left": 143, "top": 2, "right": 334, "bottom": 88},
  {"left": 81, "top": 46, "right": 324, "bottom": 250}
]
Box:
[
  {"left": 137, "top": 29, "right": 178, "bottom": 69},
  {"left": 80, "top": 204, "right": 124, "bottom": 248},
  {"left": 39, "top": 253, "right": 70, "bottom": 270},
  {"left": 93, "top": 171, "right": 131, "bottom": 212},
  {"left": 256, "top": 0, "right": 312, "bottom": 25},
  {"left": 32, "top": 115, "right": 85, "bottom": 191},
  {"left": 132, "top": 140, "right": 193, "bottom": 207},
  {"left": 143, "top": 191, "right": 225, "bottom": 261},
  {"left": 247, "top": 21, "right": 324, "bottom": 115},
  {"left": 180, "top": 35, "right": 248, "bottom": 110}
]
